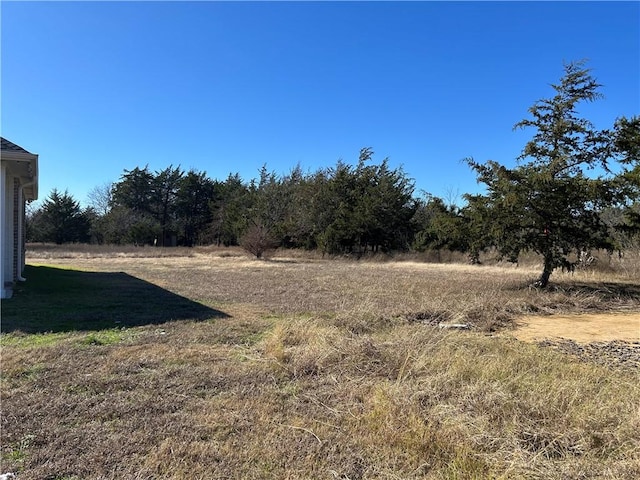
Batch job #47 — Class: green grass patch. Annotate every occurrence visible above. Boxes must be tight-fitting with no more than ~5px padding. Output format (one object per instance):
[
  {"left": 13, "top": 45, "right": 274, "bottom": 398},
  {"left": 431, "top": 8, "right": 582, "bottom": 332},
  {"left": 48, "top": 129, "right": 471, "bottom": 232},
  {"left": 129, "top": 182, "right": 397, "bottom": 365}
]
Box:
[
  {"left": 0, "top": 331, "right": 72, "bottom": 348},
  {"left": 0, "top": 328, "right": 133, "bottom": 349},
  {"left": 1, "top": 433, "right": 35, "bottom": 466}
]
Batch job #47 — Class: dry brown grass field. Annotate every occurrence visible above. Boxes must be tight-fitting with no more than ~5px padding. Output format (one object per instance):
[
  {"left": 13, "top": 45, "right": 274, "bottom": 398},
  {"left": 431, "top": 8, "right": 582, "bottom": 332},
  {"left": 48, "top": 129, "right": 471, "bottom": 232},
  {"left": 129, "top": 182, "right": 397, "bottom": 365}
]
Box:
[{"left": 1, "top": 244, "right": 639, "bottom": 479}]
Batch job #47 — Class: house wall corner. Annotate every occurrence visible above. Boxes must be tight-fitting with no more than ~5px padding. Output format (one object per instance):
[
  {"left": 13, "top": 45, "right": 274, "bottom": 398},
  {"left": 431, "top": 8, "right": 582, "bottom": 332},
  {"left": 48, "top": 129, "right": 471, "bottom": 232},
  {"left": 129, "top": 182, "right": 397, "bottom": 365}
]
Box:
[{"left": 0, "top": 163, "right": 12, "bottom": 299}]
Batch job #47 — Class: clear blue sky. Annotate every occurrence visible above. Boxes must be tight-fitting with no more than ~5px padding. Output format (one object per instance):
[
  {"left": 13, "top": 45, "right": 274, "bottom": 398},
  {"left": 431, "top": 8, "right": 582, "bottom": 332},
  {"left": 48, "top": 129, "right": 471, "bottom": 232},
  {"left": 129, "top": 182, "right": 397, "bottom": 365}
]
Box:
[{"left": 2, "top": 1, "right": 638, "bottom": 208}]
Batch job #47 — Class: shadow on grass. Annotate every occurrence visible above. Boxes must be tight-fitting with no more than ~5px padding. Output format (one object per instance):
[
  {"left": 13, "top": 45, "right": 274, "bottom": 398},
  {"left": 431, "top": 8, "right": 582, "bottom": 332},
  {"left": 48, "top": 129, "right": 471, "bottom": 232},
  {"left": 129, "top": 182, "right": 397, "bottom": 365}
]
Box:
[
  {"left": 1, "top": 265, "right": 229, "bottom": 334},
  {"left": 561, "top": 281, "right": 640, "bottom": 297},
  {"left": 509, "top": 278, "right": 640, "bottom": 299}
]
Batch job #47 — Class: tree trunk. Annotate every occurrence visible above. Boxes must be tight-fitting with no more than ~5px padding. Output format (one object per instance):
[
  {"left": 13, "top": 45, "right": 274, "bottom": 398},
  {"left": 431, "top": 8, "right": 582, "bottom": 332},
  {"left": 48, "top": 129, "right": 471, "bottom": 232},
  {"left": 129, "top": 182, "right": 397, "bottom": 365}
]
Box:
[{"left": 534, "top": 256, "right": 554, "bottom": 288}]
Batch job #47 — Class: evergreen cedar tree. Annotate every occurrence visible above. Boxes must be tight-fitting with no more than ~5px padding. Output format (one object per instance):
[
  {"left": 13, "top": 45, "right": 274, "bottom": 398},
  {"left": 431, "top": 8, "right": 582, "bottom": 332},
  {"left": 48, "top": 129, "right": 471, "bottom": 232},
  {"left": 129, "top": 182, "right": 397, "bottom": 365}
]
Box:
[
  {"left": 465, "top": 60, "right": 640, "bottom": 287},
  {"left": 26, "top": 61, "right": 639, "bottom": 284},
  {"left": 27, "top": 189, "right": 91, "bottom": 244}
]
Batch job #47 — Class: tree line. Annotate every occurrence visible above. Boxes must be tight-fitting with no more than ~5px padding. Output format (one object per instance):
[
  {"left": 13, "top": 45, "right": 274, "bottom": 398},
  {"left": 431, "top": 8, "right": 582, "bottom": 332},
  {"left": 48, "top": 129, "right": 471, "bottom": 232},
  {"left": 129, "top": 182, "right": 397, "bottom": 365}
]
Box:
[
  {"left": 27, "top": 148, "right": 422, "bottom": 256},
  {"left": 27, "top": 61, "right": 640, "bottom": 286}
]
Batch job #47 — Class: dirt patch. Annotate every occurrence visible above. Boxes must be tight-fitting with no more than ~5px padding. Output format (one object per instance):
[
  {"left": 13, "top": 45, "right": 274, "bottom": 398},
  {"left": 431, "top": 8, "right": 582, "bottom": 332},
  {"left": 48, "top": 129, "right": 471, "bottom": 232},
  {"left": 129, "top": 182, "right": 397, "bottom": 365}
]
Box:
[
  {"left": 513, "top": 312, "right": 640, "bottom": 343},
  {"left": 513, "top": 313, "right": 640, "bottom": 371}
]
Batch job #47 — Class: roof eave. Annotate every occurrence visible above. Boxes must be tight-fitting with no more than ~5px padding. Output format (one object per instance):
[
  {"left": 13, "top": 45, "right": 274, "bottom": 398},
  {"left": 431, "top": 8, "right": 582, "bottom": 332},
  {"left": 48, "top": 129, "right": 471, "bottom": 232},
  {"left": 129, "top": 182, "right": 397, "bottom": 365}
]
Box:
[{"left": 1, "top": 152, "right": 39, "bottom": 201}]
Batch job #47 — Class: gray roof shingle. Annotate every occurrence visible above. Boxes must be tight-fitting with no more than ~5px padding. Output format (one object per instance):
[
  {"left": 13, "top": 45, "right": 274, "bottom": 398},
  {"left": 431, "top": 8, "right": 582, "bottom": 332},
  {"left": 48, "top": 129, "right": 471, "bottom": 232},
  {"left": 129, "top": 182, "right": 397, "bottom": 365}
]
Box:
[{"left": 1, "top": 137, "right": 35, "bottom": 155}]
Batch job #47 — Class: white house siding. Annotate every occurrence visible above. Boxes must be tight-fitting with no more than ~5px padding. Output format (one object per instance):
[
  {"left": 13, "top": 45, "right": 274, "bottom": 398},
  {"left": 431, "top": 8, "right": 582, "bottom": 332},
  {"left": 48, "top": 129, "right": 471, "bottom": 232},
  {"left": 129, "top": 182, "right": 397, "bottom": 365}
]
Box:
[
  {"left": 0, "top": 138, "right": 38, "bottom": 299},
  {"left": 1, "top": 164, "right": 17, "bottom": 298}
]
